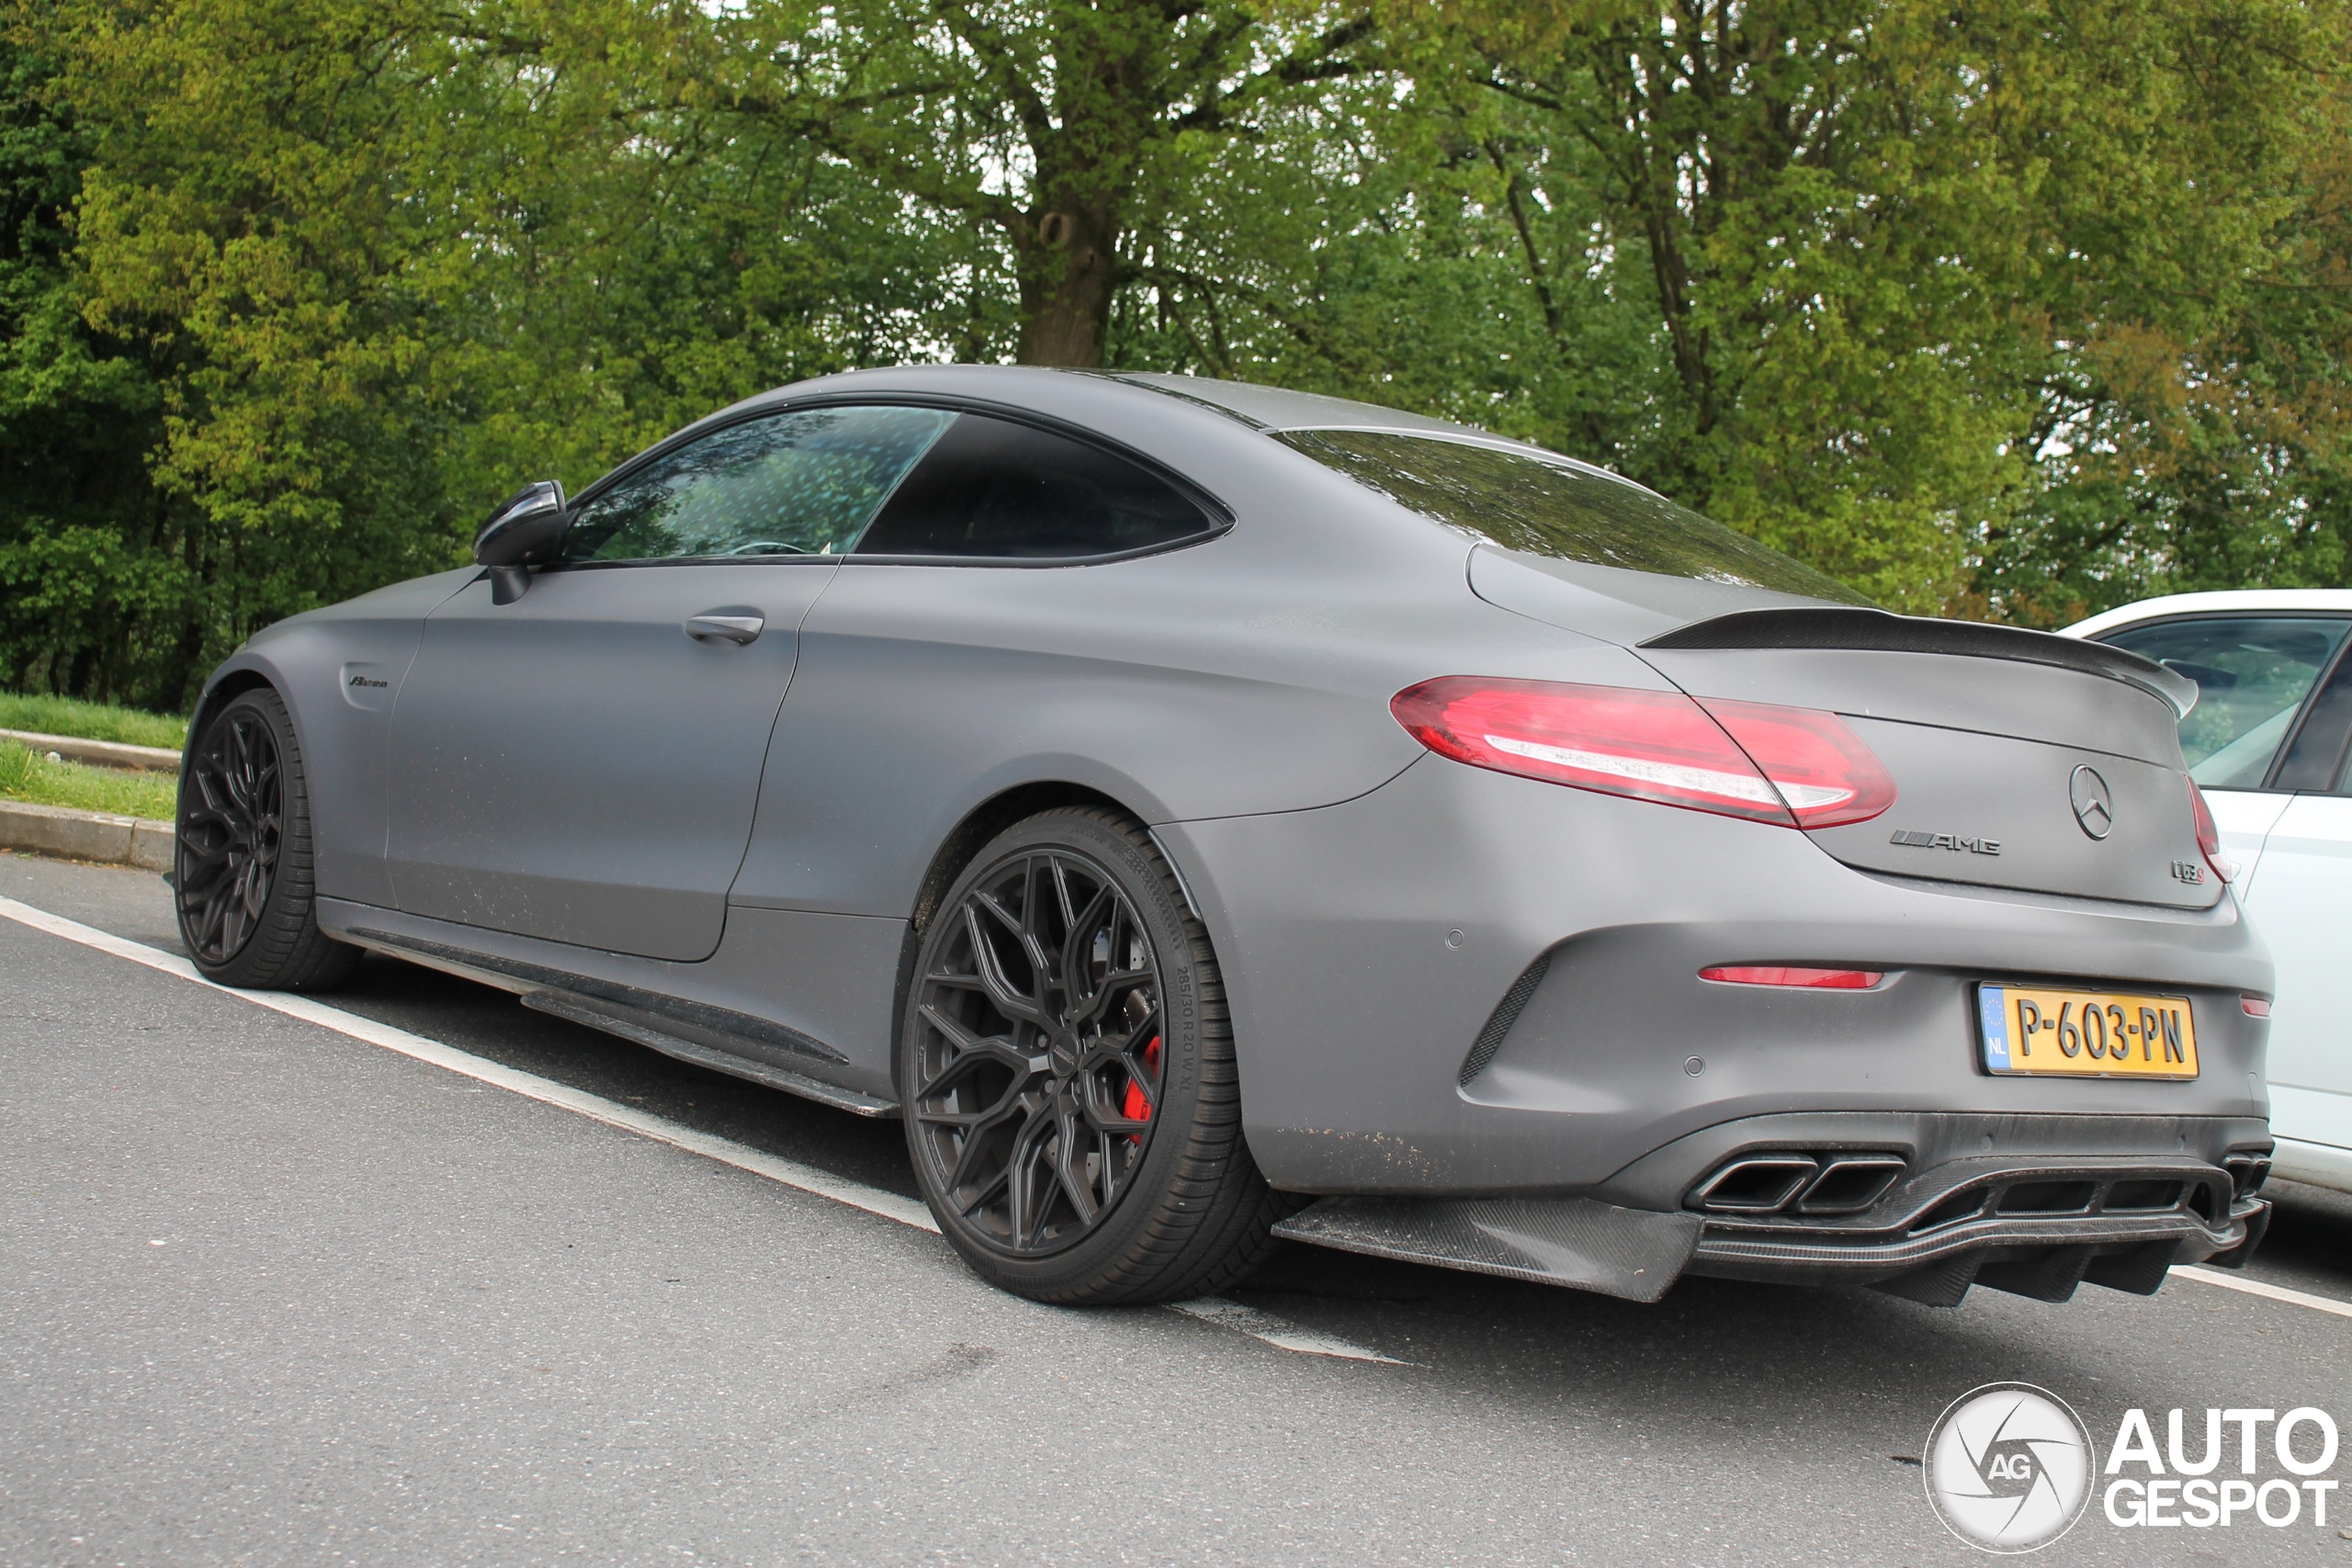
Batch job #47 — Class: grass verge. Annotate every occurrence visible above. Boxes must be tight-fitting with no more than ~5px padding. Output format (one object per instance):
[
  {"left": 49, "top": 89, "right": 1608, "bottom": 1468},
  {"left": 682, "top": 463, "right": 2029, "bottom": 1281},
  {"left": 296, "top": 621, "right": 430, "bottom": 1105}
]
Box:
[
  {"left": 0, "top": 694, "right": 187, "bottom": 750},
  {"left": 0, "top": 740, "right": 177, "bottom": 820}
]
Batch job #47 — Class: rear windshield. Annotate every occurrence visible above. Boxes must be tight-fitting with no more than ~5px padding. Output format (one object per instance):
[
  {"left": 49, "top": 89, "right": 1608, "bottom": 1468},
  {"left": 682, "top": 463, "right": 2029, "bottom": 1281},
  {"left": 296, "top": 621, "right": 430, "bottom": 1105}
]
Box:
[{"left": 1275, "top": 429, "right": 1870, "bottom": 604}]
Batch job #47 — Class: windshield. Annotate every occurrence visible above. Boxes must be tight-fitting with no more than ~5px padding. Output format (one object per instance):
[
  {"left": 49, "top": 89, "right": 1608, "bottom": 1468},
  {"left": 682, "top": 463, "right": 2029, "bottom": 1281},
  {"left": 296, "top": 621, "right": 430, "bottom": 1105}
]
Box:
[{"left": 1275, "top": 429, "right": 1871, "bottom": 604}]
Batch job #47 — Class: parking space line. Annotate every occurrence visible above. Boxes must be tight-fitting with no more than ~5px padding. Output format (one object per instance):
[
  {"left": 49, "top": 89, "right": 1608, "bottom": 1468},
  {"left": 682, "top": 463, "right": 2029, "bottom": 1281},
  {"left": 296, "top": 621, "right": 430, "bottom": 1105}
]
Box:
[
  {"left": 2174, "top": 1265, "right": 2352, "bottom": 1321},
  {"left": 0, "top": 895, "right": 940, "bottom": 1234},
  {"left": 1167, "top": 1296, "right": 1411, "bottom": 1364},
  {"left": 0, "top": 893, "right": 1411, "bottom": 1365}
]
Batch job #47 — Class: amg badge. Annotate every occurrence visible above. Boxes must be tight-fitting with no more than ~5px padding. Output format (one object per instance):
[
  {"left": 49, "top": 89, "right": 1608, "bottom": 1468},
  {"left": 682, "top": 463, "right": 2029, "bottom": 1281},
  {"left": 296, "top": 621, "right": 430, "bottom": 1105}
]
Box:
[{"left": 1890, "top": 829, "right": 2002, "bottom": 856}]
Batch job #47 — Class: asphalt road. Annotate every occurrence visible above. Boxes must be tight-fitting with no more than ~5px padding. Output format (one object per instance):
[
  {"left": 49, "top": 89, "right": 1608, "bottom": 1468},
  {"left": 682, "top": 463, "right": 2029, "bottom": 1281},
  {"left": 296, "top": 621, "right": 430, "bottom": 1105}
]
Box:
[{"left": 5, "top": 848, "right": 2350, "bottom": 1567}]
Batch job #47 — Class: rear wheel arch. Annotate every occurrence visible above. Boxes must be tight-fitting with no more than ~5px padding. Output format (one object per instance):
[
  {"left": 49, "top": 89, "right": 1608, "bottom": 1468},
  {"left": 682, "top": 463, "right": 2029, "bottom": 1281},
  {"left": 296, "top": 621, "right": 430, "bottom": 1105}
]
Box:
[
  {"left": 890, "top": 782, "right": 1136, "bottom": 1082},
  {"left": 895, "top": 800, "right": 1283, "bottom": 1303},
  {"left": 907, "top": 782, "right": 1138, "bottom": 939}
]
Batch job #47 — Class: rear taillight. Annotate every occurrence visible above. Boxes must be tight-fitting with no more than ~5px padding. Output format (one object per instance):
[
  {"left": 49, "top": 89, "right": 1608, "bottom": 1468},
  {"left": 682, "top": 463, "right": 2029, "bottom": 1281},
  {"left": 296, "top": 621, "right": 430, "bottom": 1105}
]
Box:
[
  {"left": 2188, "top": 780, "right": 2238, "bottom": 882},
  {"left": 1390, "top": 677, "right": 1895, "bottom": 829},
  {"left": 1700, "top": 966, "right": 1883, "bottom": 989},
  {"left": 1695, "top": 698, "right": 1897, "bottom": 828}
]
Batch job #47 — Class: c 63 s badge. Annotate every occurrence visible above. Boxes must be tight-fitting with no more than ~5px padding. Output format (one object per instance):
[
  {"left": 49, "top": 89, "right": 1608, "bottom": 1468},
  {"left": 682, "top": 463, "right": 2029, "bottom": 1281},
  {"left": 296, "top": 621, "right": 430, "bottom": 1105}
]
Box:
[{"left": 1891, "top": 829, "right": 2002, "bottom": 856}]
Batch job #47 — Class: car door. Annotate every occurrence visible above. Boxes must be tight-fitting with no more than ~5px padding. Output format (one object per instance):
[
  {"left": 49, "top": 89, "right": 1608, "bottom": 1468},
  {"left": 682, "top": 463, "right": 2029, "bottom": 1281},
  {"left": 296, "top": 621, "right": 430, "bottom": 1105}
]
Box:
[
  {"left": 727, "top": 409, "right": 1233, "bottom": 917},
  {"left": 2093, "top": 614, "right": 2351, "bottom": 886},
  {"left": 2234, "top": 649, "right": 2352, "bottom": 1165},
  {"left": 384, "top": 403, "right": 956, "bottom": 960},
  {"left": 2094, "top": 613, "right": 2352, "bottom": 1176}
]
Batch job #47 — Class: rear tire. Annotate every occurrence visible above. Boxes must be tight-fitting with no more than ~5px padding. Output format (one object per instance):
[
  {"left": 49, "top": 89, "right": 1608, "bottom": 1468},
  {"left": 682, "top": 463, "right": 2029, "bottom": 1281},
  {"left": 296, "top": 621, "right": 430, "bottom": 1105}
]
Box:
[
  {"left": 899, "top": 807, "right": 1282, "bottom": 1304},
  {"left": 175, "top": 686, "right": 359, "bottom": 991}
]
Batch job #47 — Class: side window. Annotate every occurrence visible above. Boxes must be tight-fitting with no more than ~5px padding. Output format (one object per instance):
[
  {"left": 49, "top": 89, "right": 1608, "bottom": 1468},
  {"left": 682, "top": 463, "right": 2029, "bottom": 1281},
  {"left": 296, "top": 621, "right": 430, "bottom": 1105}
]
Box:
[
  {"left": 563, "top": 406, "right": 955, "bottom": 563},
  {"left": 2275, "top": 652, "right": 2352, "bottom": 792},
  {"left": 2098, "top": 616, "right": 2351, "bottom": 788},
  {"left": 854, "top": 413, "right": 1213, "bottom": 559}
]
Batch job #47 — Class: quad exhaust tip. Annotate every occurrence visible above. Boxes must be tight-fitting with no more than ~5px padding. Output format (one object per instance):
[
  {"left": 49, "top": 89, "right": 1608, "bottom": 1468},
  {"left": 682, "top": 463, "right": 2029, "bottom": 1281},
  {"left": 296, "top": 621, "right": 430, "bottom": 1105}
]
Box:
[
  {"left": 1688, "top": 1148, "right": 2272, "bottom": 1224},
  {"left": 1690, "top": 1152, "right": 1908, "bottom": 1216},
  {"left": 2222, "top": 1153, "right": 2272, "bottom": 1200}
]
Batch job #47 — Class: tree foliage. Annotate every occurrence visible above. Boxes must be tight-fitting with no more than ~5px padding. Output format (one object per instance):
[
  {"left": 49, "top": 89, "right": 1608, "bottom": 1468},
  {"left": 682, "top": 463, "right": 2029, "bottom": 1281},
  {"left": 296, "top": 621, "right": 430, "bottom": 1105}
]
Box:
[{"left": 4, "top": 0, "right": 2348, "bottom": 707}]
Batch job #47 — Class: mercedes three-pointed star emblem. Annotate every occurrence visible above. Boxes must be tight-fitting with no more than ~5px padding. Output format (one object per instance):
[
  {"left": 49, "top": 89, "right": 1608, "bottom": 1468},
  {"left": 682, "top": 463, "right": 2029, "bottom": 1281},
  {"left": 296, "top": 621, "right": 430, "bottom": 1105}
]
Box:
[{"left": 2069, "top": 765, "right": 2115, "bottom": 840}]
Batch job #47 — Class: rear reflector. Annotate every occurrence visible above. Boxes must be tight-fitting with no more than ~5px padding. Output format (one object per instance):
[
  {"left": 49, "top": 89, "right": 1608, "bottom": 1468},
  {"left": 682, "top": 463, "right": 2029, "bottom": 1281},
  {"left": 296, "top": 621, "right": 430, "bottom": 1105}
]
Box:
[
  {"left": 1390, "top": 677, "right": 1895, "bottom": 829},
  {"left": 1700, "top": 965, "right": 1883, "bottom": 989},
  {"left": 2242, "top": 996, "right": 2271, "bottom": 1019}
]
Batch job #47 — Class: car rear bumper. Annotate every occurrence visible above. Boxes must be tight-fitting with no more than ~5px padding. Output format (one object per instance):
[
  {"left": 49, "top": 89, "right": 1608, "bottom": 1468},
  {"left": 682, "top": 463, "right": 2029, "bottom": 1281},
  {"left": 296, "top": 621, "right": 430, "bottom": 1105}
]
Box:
[{"left": 1160, "top": 756, "right": 2274, "bottom": 1199}]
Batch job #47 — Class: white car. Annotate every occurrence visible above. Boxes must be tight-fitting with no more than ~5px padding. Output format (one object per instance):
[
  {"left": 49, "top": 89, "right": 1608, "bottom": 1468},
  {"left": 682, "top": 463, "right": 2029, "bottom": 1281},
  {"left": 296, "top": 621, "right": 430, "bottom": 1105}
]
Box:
[{"left": 2064, "top": 591, "right": 2352, "bottom": 1192}]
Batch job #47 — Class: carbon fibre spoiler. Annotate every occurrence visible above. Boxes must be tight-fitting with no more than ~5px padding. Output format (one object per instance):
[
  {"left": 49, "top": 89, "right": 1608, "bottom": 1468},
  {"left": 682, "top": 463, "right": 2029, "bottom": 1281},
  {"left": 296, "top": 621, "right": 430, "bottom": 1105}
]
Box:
[{"left": 1642, "top": 606, "right": 2198, "bottom": 716}]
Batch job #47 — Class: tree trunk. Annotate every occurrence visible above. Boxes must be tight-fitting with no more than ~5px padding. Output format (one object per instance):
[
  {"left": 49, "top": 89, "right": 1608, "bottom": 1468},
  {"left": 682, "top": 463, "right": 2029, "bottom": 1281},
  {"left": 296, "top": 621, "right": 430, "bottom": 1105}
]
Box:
[{"left": 1012, "top": 198, "right": 1120, "bottom": 367}]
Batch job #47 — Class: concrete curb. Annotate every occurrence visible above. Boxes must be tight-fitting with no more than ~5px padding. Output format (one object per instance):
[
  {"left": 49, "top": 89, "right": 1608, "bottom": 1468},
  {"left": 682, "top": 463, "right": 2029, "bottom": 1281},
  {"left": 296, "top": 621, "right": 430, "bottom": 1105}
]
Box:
[
  {"left": 0, "top": 728, "right": 183, "bottom": 773},
  {"left": 0, "top": 799, "right": 174, "bottom": 872}
]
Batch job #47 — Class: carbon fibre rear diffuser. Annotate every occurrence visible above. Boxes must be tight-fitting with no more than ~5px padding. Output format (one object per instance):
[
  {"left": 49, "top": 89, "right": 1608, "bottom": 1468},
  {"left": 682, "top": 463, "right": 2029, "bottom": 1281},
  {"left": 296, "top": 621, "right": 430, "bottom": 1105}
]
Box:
[{"left": 1273, "top": 1196, "right": 1702, "bottom": 1302}]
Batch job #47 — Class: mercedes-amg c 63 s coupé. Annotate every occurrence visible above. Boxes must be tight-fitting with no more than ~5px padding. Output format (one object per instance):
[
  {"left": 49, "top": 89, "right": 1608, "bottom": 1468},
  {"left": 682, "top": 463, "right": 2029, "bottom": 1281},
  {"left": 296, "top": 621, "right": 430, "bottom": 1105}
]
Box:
[{"left": 175, "top": 367, "right": 2275, "bottom": 1308}]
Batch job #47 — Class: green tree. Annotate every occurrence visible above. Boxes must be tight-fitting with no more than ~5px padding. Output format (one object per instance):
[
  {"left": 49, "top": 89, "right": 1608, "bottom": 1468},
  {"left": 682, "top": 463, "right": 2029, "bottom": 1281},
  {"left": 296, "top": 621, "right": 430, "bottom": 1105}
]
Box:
[
  {"left": 40, "top": 0, "right": 1013, "bottom": 700},
  {"left": 1430, "top": 0, "right": 2352, "bottom": 614},
  {"left": 0, "top": 33, "right": 188, "bottom": 705},
  {"left": 720, "top": 0, "right": 1381, "bottom": 367}
]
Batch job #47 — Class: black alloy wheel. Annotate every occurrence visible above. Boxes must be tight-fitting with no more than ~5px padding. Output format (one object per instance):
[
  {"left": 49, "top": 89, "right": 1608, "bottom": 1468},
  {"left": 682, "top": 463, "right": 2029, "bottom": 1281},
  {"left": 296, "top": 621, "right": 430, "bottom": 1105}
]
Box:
[
  {"left": 901, "top": 807, "right": 1283, "bottom": 1303},
  {"left": 175, "top": 687, "right": 357, "bottom": 990},
  {"left": 177, "top": 701, "right": 283, "bottom": 965},
  {"left": 910, "top": 846, "right": 1165, "bottom": 1253}
]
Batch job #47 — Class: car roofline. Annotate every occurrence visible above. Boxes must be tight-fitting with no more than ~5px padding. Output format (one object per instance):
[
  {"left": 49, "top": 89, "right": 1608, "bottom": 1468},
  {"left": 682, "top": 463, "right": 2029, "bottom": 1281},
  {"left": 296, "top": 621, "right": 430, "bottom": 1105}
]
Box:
[
  {"left": 2061, "top": 589, "right": 2352, "bottom": 640},
  {"left": 1251, "top": 422, "right": 1636, "bottom": 485}
]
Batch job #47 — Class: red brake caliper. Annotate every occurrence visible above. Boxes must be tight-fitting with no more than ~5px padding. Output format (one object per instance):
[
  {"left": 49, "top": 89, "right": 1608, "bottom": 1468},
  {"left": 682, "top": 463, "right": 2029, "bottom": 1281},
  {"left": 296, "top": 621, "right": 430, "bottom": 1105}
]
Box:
[{"left": 1122, "top": 1035, "right": 1162, "bottom": 1135}]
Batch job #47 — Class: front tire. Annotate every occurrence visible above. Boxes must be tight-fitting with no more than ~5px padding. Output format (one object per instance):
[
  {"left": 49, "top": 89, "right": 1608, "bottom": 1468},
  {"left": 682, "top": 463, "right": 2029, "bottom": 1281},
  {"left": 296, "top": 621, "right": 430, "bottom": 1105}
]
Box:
[
  {"left": 900, "top": 807, "right": 1282, "bottom": 1304},
  {"left": 175, "top": 686, "right": 358, "bottom": 991}
]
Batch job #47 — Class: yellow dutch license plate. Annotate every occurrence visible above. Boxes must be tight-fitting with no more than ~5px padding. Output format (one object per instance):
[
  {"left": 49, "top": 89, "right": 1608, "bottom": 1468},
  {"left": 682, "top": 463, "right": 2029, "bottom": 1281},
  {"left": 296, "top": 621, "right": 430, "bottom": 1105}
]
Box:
[{"left": 1977, "top": 984, "right": 2199, "bottom": 1079}]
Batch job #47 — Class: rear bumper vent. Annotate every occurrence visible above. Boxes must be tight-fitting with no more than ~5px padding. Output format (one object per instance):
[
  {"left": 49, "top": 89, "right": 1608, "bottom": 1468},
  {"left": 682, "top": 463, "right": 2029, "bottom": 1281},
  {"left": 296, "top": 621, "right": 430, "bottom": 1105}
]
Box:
[
  {"left": 2104, "top": 1179, "right": 2185, "bottom": 1212},
  {"left": 1996, "top": 1180, "right": 2099, "bottom": 1215},
  {"left": 1908, "top": 1171, "right": 2229, "bottom": 1236},
  {"left": 1689, "top": 1151, "right": 1907, "bottom": 1216},
  {"left": 1457, "top": 953, "right": 1552, "bottom": 1086}
]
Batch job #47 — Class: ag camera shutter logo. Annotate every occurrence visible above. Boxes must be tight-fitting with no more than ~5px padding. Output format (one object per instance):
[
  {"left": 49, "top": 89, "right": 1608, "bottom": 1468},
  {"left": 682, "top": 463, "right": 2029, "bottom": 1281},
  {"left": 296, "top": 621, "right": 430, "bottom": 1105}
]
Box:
[{"left": 1925, "top": 1382, "right": 2096, "bottom": 1551}]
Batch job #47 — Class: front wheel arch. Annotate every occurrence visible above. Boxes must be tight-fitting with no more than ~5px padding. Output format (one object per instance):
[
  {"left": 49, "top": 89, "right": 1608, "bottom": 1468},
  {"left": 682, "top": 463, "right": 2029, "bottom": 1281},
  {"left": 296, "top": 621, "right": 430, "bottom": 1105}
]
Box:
[{"left": 180, "top": 667, "right": 284, "bottom": 795}]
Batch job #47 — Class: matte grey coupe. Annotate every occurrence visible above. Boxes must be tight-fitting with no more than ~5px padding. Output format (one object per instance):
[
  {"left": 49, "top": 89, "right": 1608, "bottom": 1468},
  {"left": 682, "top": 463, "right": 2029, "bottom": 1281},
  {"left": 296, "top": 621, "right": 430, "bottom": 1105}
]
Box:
[{"left": 175, "top": 367, "right": 2275, "bottom": 1308}]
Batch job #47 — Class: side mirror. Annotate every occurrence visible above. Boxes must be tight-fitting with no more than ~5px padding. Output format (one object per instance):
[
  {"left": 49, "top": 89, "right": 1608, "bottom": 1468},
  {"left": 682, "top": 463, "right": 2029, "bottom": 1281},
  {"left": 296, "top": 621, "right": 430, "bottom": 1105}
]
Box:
[{"left": 474, "top": 480, "right": 568, "bottom": 604}]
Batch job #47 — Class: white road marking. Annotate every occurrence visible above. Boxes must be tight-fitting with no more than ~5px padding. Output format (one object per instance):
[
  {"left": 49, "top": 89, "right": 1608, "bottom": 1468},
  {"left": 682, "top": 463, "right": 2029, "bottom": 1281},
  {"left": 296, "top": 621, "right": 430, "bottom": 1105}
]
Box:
[
  {"left": 0, "top": 895, "right": 942, "bottom": 1229},
  {"left": 1167, "top": 1295, "right": 1410, "bottom": 1364},
  {"left": 0, "top": 894, "right": 1403, "bottom": 1363},
  {"left": 2174, "top": 1265, "right": 2352, "bottom": 1321}
]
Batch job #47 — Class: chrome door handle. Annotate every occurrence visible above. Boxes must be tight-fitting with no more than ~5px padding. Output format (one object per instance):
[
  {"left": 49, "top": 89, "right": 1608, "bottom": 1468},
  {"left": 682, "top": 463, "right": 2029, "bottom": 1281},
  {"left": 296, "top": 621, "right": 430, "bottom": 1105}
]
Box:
[{"left": 684, "top": 613, "right": 763, "bottom": 646}]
